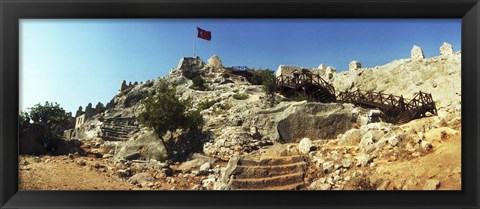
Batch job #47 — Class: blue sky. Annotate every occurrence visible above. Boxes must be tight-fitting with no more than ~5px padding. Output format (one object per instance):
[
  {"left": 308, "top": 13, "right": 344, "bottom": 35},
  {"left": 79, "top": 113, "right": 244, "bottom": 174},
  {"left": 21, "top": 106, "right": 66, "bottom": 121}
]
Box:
[{"left": 20, "top": 19, "right": 461, "bottom": 114}]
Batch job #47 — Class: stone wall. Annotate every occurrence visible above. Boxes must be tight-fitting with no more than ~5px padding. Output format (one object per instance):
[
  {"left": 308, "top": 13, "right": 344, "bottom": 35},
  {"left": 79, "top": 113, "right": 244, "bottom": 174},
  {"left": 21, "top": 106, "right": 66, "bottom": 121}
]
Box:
[
  {"left": 75, "top": 114, "right": 86, "bottom": 129},
  {"left": 440, "top": 42, "right": 454, "bottom": 56},
  {"left": 276, "top": 65, "right": 325, "bottom": 77},
  {"left": 118, "top": 80, "right": 140, "bottom": 92},
  {"left": 411, "top": 45, "right": 425, "bottom": 60}
]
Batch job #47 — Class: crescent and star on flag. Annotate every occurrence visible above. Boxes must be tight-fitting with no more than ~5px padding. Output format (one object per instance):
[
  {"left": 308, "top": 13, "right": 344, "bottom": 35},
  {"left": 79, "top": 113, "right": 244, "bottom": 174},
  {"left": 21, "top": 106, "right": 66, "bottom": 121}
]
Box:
[
  {"left": 197, "top": 27, "right": 212, "bottom": 41},
  {"left": 193, "top": 27, "right": 211, "bottom": 57}
]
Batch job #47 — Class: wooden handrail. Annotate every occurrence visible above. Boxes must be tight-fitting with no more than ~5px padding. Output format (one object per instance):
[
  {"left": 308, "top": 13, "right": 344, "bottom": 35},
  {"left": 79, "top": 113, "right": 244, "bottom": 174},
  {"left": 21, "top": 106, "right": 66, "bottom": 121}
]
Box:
[{"left": 336, "top": 89, "right": 436, "bottom": 124}]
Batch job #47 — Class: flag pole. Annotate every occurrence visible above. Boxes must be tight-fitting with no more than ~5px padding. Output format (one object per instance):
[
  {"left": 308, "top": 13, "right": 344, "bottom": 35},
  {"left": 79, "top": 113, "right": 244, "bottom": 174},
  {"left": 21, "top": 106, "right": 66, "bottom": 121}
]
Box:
[{"left": 193, "top": 27, "right": 197, "bottom": 58}]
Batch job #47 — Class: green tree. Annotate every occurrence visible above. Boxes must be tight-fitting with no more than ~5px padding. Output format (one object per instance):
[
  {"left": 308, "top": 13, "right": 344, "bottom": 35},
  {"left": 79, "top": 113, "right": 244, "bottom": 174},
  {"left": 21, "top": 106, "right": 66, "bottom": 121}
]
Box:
[
  {"left": 258, "top": 68, "right": 277, "bottom": 95},
  {"left": 20, "top": 102, "right": 71, "bottom": 152},
  {"left": 138, "top": 79, "right": 204, "bottom": 158},
  {"left": 249, "top": 68, "right": 277, "bottom": 106},
  {"left": 19, "top": 111, "right": 31, "bottom": 132},
  {"left": 192, "top": 76, "right": 205, "bottom": 89}
]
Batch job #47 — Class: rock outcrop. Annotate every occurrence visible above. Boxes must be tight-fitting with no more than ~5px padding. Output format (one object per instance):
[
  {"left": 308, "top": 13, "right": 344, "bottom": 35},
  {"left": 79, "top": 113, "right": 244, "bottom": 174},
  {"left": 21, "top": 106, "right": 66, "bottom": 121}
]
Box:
[
  {"left": 349, "top": 60, "right": 362, "bottom": 71},
  {"left": 253, "top": 102, "right": 357, "bottom": 143},
  {"left": 331, "top": 45, "right": 461, "bottom": 113},
  {"left": 177, "top": 57, "right": 206, "bottom": 79},
  {"left": 440, "top": 42, "right": 454, "bottom": 56},
  {"left": 206, "top": 55, "right": 223, "bottom": 72},
  {"left": 411, "top": 45, "right": 425, "bottom": 60},
  {"left": 113, "top": 130, "right": 167, "bottom": 162}
]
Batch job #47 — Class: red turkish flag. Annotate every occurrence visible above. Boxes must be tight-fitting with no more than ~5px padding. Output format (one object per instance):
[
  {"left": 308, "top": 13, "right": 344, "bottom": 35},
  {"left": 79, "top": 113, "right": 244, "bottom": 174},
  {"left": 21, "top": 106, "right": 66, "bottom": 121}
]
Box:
[{"left": 197, "top": 27, "right": 211, "bottom": 41}]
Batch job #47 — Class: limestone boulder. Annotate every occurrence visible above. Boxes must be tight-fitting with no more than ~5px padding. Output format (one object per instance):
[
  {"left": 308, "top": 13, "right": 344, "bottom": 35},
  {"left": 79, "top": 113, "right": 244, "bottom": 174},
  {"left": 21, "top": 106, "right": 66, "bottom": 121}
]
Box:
[
  {"left": 114, "top": 130, "right": 167, "bottom": 162},
  {"left": 127, "top": 173, "right": 154, "bottom": 187},
  {"left": 338, "top": 128, "right": 362, "bottom": 146},
  {"left": 423, "top": 179, "right": 441, "bottom": 190},
  {"left": 298, "top": 138, "right": 314, "bottom": 154},
  {"left": 254, "top": 102, "right": 356, "bottom": 143},
  {"left": 177, "top": 153, "right": 217, "bottom": 172},
  {"left": 177, "top": 57, "right": 206, "bottom": 79},
  {"left": 199, "top": 162, "right": 211, "bottom": 175},
  {"left": 308, "top": 178, "right": 332, "bottom": 190}
]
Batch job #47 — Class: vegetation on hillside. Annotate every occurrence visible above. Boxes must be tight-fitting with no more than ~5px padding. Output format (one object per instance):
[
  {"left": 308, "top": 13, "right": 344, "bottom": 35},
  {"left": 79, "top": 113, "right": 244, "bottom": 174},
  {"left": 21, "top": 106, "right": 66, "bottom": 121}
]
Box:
[
  {"left": 19, "top": 102, "right": 71, "bottom": 153},
  {"left": 191, "top": 76, "right": 206, "bottom": 90},
  {"left": 232, "top": 93, "right": 249, "bottom": 100},
  {"left": 248, "top": 68, "right": 277, "bottom": 106},
  {"left": 138, "top": 79, "right": 204, "bottom": 160}
]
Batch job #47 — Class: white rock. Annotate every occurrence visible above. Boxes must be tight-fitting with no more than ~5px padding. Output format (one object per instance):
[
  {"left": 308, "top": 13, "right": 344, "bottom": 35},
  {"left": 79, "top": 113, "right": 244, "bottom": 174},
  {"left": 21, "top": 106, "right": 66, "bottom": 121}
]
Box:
[
  {"left": 355, "top": 155, "right": 372, "bottom": 167},
  {"left": 411, "top": 45, "right": 425, "bottom": 60},
  {"left": 420, "top": 141, "right": 432, "bottom": 150},
  {"left": 387, "top": 135, "right": 400, "bottom": 146},
  {"left": 342, "top": 158, "right": 352, "bottom": 168},
  {"left": 308, "top": 179, "right": 332, "bottom": 190},
  {"left": 440, "top": 42, "right": 454, "bottom": 56},
  {"left": 339, "top": 128, "right": 362, "bottom": 146},
  {"left": 423, "top": 179, "right": 441, "bottom": 190},
  {"left": 322, "top": 161, "right": 334, "bottom": 173},
  {"left": 199, "top": 162, "right": 211, "bottom": 175},
  {"left": 298, "top": 138, "right": 314, "bottom": 154},
  {"left": 349, "top": 60, "right": 362, "bottom": 71},
  {"left": 213, "top": 182, "right": 228, "bottom": 190},
  {"left": 202, "top": 177, "right": 216, "bottom": 188}
]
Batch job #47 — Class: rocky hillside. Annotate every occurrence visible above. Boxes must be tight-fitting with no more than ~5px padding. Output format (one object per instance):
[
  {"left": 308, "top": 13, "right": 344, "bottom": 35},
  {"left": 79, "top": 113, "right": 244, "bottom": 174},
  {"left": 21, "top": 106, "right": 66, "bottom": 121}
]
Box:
[
  {"left": 331, "top": 43, "right": 461, "bottom": 114},
  {"left": 21, "top": 43, "right": 461, "bottom": 191}
]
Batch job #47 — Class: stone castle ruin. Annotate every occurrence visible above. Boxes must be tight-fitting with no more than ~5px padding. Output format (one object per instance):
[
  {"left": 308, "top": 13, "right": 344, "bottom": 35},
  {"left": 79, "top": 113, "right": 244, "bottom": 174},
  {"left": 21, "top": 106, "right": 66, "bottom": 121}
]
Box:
[
  {"left": 274, "top": 43, "right": 458, "bottom": 124},
  {"left": 40, "top": 40, "right": 462, "bottom": 192},
  {"left": 118, "top": 80, "right": 143, "bottom": 93},
  {"left": 276, "top": 64, "right": 336, "bottom": 80}
]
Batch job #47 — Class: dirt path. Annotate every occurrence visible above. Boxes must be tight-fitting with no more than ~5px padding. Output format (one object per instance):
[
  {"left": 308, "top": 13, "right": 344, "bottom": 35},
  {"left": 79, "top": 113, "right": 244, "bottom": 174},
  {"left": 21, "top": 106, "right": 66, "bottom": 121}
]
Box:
[
  {"left": 19, "top": 156, "right": 139, "bottom": 190},
  {"left": 372, "top": 131, "right": 461, "bottom": 190}
]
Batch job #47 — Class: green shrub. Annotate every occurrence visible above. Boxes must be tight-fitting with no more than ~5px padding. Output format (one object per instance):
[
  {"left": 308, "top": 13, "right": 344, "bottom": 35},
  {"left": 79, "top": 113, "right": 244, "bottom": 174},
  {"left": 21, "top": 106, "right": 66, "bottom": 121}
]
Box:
[
  {"left": 192, "top": 76, "right": 205, "bottom": 88},
  {"left": 232, "top": 93, "right": 249, "bottom": 100},
  {"left": 212, "top": 102, "right": 233, "bottom": 115},
  {"left": 19, "top": 102, "right": 71, "bottom": 152},
  {"left": 138, "top": 79, "right": 204, "bottom": 158},
  {"left": 198, "top": 99, "right": 216, "bottom": 110},
  {"left": 247, "top": 68, "right": 277, "bottom": 95},
  {"left": 222, "top": 73, "right": 230, "bottom": 79}
]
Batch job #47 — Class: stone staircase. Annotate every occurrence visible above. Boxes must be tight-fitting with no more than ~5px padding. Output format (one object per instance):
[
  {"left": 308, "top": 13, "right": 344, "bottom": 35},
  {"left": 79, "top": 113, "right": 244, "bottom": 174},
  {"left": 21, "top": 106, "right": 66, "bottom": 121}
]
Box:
[
  {"left": 229, "top": 155, "right": 307, "bottom": 190},
  {"left": 99, "top": 117, "right": 139, "bottom": 141}
]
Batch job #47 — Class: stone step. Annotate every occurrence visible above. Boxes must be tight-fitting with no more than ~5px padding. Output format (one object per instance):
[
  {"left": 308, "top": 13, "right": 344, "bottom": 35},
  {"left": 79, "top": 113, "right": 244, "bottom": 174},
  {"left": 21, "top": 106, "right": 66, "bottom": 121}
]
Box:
[
  {"left": 101, "top": 135, "right": 130, "bottom": 141},
  {"left": 99, "top": 133, "right": 129, "bottom": 138},
  {"left": 235, "top": 162, "right": 306, "bottom": 179},
  {"left": 103, "top": 128, "right": 138, "bottom": 132},
  {"left": 101, "top": 125, "right": 138, "bottom": 130},
  {"left": 100, "top": 129, "right": 131, "bottom": 135},
  {"left": 234, "top": 182, "right": 304, "bottom": 190},
  {"left": 238, "top": 155, "right": 305, "bottom": 167},
  {"left": 230, "top": 172, "right": 304, "bottom": 190}
]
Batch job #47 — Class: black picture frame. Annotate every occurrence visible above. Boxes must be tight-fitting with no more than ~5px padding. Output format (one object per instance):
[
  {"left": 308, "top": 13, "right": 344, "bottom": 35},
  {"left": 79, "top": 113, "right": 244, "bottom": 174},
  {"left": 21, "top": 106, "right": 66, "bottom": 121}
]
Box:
[{"left": 1, "top": 0, "right": 479, "bottom": 208}]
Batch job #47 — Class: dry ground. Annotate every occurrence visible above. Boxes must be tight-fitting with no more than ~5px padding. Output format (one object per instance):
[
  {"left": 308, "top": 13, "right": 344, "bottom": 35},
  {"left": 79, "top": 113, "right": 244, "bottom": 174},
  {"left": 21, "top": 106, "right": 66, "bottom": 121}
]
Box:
[
  {"left": 371, "top": 131, "right": 461, "bottom": 190},
  {"left": 19, "top": 130, "right": 461, "bottom": 191}
]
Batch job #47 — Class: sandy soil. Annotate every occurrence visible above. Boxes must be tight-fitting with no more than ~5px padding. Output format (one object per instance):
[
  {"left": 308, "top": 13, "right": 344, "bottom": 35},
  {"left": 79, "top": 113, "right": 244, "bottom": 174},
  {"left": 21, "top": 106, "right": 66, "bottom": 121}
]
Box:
[
  {"left": 371, "top": 131, "right": 461, "bottom": 190},
  {"left": 19, "top": 130, "right": 461, "bottom": 191}
]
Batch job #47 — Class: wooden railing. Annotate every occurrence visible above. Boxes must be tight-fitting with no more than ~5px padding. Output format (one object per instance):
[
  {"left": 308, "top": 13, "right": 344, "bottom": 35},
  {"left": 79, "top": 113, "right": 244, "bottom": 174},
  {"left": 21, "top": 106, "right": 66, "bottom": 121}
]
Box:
[
  {"left": 275, "top": 71, "right": 336, "bottom": 99},
  {"left": 337, "top": 90, "right": 437, "bottom": 124}
]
